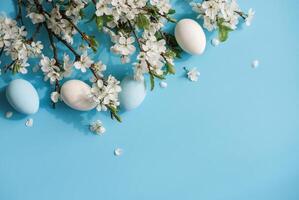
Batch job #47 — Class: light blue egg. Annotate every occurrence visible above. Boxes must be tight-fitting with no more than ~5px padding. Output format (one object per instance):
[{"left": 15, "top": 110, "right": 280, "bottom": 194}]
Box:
[
  {"left": 119, "top": 76, "right": 146, "bottom": 111},
  {"left": 6, "top": 79, "right": 39, "bottom": 115}
]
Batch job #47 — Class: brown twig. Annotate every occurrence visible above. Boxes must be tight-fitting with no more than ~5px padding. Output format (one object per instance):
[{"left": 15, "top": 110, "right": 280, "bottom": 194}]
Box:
[
  {"left": 60, "top": 12, "right": 94, "bottom": 49},
  {"left": 0, "top": 46, "right": 4, "bottom": 58}
]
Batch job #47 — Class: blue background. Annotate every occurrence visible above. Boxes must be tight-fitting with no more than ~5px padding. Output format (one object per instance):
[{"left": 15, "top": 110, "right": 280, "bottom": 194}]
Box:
[{"left": 1, "top": 0, "right": 299, "bottom": 199}]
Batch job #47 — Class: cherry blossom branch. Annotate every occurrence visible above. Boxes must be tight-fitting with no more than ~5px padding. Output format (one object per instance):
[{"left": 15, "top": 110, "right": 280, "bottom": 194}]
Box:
[
  {"left": 234, "top": 11, "right": 247, "bottom": 20},
  {"left": 127, "top": 19, "right": 164, "bottom": 89},
  {"left": 60, "top": 12, "right": 95, "bottom": 50},
  {"left": 44, "top": 23, "right": 59, "bottom": 65}
]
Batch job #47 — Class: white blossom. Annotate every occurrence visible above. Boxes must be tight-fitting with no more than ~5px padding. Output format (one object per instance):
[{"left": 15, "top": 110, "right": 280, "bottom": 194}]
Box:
[
  {"left": 0, "top": 16, "right": 43, "bottom": 73},
  {"left": 27, "top": 12, "right": 45, "bottom": 24},
  {"left": 51, "top": 91, "right": 60, "bottom": 103},
  {"left": 191, "top": 0, "right": 254, "bottom": 33},
  {"left": 186, "top": 67, "right": 200, "bottom": 82},
  {"left": 92, "top": 61, "right": 107, "bottom": 77},
  {"left": 39, "top": 55, "right": 61, "bottom": 84},
  {"left": 74, "top": 52, "right": 94, "bottom": 73},
  {"left": 111, "top": 35, "right": 136, "bottom": 56},
  {"left": 246, "top": 8, "right": 255, "bottom": 26},
  {"left": 90, "top": 75, "right": 121, "bottom": 112},
  {"left": 90, "top": 120, "right": 106, "bottom": 135},
  {"left": 150, "top": 0, "right": 171, "bottom": 15}
]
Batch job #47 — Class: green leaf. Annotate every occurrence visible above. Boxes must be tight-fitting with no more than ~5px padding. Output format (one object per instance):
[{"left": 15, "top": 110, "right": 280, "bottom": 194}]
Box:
[
  {"left": 168, "top": 9, "right": 176, "bottom": 15},
  {"left": 88, "top": 35, "right": 99, "bottom": 52},
  {"left": 105, "top": 15, "right": 113, "bottom": 22},
  {"left": 107, "top": 105, "right": 122, "bottom": 123},
  {"left": 164, "top": 50, "right": 176, "bottom": 58},
  {"left": 150, "top": 73, "right": 155, "bottom": 91},
  {"left": 96, "top": 16, "right": 104, "bottom": 31},
  {"left": 217, "top": 19, "right": 233, "bottom": 42},
  {"left": 166, "top": 62, "right": 176, "bottom": 75},
  {"left": 167, "top": 17, "right": 177, "bottom": 23},
  {"left": 79, "top": 9, "right": 85, "bottom": 18},
  {"left": 136, "top": 14, "right": 150, "bottom": 30},
  {"left": 218, "top": 27, "right": 229, "bottom": 42},
  {"left": 12, "top": 64, "right": 20, "bottom": 74}
]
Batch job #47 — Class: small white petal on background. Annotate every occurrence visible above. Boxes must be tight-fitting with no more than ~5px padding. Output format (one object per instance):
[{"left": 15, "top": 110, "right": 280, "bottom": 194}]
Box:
[
  {"left": 251, "top": 59, "right": 259, "bottom": 69},
  {"left": 90, "top": 120, "right": 106, "bottom": 135},
  {"left": 51, "top": 91, "right": 60, "bottom": 103},
  {"left": 186, "top": 67, "right": 200, "bottom": 82},
  {"left": 211, "top": 38, "right": 220, "bottom": 47},
  {"left": 159, "top": 81, "right": 168, "bottom": 88},
  {"left": 5, "top": 111, "right": 13, "bottom": 119},
  {"left": 25, "top": 118, "right": 34, "bottom": 127},
  {"left": 114, "top": 148, "right": 123, "bottom": 156}
]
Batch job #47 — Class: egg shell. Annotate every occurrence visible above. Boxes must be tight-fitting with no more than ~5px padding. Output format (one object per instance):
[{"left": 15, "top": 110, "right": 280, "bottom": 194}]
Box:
[
  {"left": 6, "top": 79, "right": 39, "bottom": 115},
  {"left": 175, "top": 19, "right": 206, "bottom": 55},
  {"left": 119, "top": 77, "right": 146, "bottom": 111},
  {"left": 60, "top": 80, "right": 96, "bottom": 111}
]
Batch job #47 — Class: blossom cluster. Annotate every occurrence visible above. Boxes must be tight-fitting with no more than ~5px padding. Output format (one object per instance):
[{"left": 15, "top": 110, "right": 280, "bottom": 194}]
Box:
[
  {"left": 96, "top": 0, "right": 180, "bottom": 88},
  {"left": 27, "top": 0, "right": 86, "bottom": 44},
  {"left": 90, "top": 120, "right": 106, "bottom": 135},
  {"left": 25, "top": 0, "right": 122, "bottom": 120},
  {"left": 90, "top": 74, "right": 122, "bottom": 112},
  {"left": 1, "top": 0, "right": 180, "bottom": 130},
  {"left": 39, "top": 53, "right": 73, "bottom": 84},
  {"left": 190, "top": 0, "right": 254, "bottom": 42},
  {"left": 0, "top": 16, "right": 43, "bottom": 74}
]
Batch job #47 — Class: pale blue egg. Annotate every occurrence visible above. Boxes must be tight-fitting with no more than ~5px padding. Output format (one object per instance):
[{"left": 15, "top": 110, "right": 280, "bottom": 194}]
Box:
[
  {"left": 6, "top": 79, "right": 39, "bottom": 115},
  {"left": 119, "top": 76, "right": 146, "bottom": 111}
]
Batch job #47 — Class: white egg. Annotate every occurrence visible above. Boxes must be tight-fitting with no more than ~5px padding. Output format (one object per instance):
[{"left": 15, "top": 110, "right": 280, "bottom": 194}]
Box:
[
  {"left": 119, "top": 76, "right": 146, "bottom": 111},
  {"left": 60, "top": 80, "right": 97, "bottom": 111},
  {"left": 175, "top": 19, "right": 206, "bottom": 55}
]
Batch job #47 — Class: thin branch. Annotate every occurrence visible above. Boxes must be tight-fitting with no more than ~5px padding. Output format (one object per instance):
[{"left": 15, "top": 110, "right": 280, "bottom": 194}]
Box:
[
  {"left": 60, "top": 12, "right": 94, "bottom": 49},
  {"left": 0, "top": 46, "right": 4, "bottom": 58},
  {"left": 43, "top": 22, "right": 59, "bottom": 65},
  {"left": 234, "top": 11, "right": 247, "bottom": 20},
  {"left": 127, "top": 19, "right": 154, "bottom": 77},
  {"left": 3, "top": 60, "right": 16, "bottom": 73}
]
